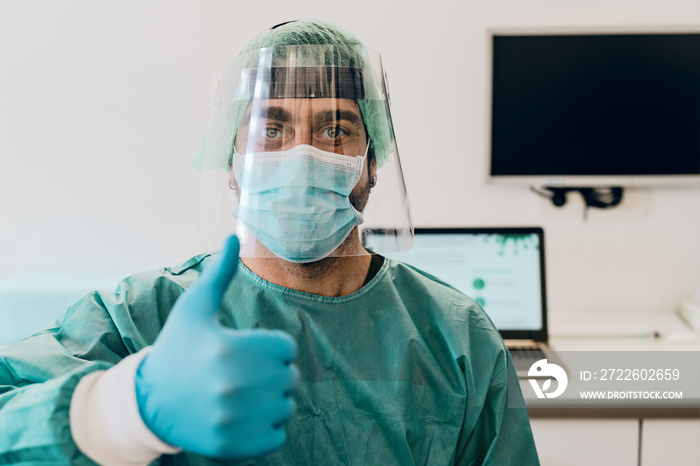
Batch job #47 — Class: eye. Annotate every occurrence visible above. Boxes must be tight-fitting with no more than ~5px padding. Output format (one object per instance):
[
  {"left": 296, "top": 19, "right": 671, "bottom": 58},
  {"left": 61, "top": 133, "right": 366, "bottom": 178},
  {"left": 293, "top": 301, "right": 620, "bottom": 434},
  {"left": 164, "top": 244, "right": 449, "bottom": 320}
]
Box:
[
  {"left": 264, "top": 127, "right": 282, "bottom": 139},
  {"left": 322, "top": 126, "right": 347, "bottom": 139}
]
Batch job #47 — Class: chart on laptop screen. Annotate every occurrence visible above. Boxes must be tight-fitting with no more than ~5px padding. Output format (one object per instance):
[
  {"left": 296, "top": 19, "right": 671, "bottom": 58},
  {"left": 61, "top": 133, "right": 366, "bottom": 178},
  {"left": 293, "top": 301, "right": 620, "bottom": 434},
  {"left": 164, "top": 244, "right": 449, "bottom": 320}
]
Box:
[{"left": 367, "top": 230, "right": 543, "bottom": 331}]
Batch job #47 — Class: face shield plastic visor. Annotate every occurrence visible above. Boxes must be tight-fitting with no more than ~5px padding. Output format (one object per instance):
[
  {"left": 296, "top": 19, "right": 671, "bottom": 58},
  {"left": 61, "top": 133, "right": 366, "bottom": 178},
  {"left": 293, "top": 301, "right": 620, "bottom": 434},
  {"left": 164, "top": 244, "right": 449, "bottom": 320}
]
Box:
[{"left": 197, "top": 44, "right": 413, "bottom": 262}]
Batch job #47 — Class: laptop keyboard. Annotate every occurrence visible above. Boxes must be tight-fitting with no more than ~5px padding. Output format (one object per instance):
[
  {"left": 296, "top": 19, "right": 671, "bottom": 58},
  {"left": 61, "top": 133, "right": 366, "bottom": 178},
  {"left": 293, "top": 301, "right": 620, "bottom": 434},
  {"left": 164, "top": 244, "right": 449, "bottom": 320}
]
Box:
[
  {"left": 509, "top": 347, "right": 546, "bottom": 359},
  {"left": 509, "top": 347, "right": 546, "bottom": 372}
]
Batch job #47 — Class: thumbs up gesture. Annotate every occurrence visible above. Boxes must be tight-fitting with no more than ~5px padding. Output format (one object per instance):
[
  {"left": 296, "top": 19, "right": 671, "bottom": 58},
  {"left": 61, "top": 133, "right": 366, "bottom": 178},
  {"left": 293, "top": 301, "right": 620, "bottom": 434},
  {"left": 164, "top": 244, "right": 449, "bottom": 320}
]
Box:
[{"left": 134, "top": 235, "right": 299, "bottom": 458}]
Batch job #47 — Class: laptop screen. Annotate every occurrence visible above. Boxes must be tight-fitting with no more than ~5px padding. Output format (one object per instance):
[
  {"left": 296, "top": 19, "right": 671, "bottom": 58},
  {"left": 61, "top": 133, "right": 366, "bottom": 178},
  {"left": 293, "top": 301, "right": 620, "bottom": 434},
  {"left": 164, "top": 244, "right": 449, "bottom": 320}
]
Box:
[{"left": 364, "top": 227, "right": 548, "bottom": 341}]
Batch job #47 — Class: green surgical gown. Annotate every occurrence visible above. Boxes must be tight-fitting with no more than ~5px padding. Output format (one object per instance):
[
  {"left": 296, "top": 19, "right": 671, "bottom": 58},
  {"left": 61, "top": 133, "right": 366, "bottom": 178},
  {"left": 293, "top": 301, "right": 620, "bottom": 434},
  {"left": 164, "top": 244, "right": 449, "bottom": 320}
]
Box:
[{"left": 0, "top": 255, "right": 539, "bottom": 465}]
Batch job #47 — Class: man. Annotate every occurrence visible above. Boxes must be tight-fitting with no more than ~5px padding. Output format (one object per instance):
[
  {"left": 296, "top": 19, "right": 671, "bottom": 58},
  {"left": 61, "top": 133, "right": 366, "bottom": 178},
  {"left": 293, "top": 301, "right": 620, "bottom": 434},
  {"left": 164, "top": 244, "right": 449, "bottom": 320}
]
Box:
[{"left": 0, "top": 20, "right": 539, "bottom": 465}]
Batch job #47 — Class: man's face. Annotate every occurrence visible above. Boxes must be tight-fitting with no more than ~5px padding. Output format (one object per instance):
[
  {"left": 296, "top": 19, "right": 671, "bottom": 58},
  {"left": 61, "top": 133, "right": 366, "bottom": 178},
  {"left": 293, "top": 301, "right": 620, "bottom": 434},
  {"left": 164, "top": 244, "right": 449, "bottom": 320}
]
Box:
[{"left": 233, "top": 98, "right": 376, "bottom": 211}]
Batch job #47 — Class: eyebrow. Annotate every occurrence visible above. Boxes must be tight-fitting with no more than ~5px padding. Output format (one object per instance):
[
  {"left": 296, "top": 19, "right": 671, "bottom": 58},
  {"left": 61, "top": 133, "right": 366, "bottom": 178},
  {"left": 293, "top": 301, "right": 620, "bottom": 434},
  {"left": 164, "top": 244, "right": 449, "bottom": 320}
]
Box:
[
  {"left": 240, "top": 106, "right": 292, "bottom": 128},
  {"left": 313, "top": 109, "right": 363, "bottom": 128},
  {"left": 240, "top": 106, "right": 363, "bottom": 129}
]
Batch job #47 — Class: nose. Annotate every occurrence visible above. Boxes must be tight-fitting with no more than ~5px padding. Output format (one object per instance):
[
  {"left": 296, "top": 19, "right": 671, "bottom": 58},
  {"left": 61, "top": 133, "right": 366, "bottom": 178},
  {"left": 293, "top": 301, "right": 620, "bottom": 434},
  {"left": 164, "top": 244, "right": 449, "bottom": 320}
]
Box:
[{"left": 292, "top": 126, "right": 312, "bottom": 147}]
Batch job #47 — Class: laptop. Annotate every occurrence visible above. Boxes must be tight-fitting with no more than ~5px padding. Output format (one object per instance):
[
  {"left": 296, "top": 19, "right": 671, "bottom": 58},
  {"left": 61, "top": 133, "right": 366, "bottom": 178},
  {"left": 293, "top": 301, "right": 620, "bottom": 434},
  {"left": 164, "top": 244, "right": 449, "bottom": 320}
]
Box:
[{"left": 363, "top": 227, "right": 553, "bottom": 376}]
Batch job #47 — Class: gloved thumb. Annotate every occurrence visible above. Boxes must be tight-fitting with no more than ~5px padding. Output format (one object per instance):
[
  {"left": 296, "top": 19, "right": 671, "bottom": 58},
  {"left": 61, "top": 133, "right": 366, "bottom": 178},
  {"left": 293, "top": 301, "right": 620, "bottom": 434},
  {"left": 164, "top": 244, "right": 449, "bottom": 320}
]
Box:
[{"left": 182, "top": 235, "right": 240, "bottom": 321}]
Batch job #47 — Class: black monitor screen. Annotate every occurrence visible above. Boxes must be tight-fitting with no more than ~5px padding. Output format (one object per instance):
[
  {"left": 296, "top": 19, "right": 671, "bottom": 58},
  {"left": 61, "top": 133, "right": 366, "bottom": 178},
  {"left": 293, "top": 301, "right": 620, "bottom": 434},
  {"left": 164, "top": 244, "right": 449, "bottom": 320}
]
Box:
[{"left": 491, "top": 33, "right": 700, "bottom": 176}]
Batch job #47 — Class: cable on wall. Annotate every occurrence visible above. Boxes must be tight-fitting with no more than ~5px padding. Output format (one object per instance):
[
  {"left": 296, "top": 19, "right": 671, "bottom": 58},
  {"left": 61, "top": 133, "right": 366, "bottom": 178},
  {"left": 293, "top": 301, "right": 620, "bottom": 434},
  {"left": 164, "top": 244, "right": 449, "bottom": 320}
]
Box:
[{"left": 529, "top": 186, "right": 625, "bottom": 220}]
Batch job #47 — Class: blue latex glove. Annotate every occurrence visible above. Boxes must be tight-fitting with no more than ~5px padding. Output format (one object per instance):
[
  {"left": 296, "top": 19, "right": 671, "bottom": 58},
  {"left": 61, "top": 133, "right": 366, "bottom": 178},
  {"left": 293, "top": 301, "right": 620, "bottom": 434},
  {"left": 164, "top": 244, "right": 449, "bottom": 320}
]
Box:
[{"left": 135, "top": 235, "right": 299, "bottom": 458}]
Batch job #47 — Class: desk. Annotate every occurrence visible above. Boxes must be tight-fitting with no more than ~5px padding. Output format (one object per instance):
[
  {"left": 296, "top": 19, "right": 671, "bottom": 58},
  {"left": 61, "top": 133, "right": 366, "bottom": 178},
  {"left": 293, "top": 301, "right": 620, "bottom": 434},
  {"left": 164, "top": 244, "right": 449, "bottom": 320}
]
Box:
[{"left": 526, "top": 335, "right": 700, "bottom": 465}]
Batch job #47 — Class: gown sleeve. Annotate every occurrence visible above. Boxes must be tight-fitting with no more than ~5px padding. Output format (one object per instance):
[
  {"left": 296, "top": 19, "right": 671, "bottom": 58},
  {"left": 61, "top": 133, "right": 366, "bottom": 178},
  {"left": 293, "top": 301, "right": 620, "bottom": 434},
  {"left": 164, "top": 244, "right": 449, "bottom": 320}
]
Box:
[
  {"left": 0, "top": 265, "right": 191, "bottom": 464},
  {"left": 455, "top": 347, "right": 540, "bottom": 465},
  {"left": 392, "top": 261, "right": 540, "bottom": 465}
]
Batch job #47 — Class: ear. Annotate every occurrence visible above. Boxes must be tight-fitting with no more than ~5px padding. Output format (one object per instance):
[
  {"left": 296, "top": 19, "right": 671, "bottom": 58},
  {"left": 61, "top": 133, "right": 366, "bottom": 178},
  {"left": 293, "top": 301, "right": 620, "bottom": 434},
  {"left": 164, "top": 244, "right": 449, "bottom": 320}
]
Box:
[
  {"left": 228, "top": 164, "right": 241, "bottom": 197},
  {"left": 368, "top": 150, "right": 378, "bottom": 187}
]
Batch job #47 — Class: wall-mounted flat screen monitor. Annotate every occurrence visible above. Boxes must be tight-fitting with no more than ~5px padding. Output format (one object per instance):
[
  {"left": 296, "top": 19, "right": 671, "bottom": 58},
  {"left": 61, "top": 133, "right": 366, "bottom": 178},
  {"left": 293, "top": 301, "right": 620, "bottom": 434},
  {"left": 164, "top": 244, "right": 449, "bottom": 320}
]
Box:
[{"left": 488, "top": 29, "right": 700, "bottom": 187}]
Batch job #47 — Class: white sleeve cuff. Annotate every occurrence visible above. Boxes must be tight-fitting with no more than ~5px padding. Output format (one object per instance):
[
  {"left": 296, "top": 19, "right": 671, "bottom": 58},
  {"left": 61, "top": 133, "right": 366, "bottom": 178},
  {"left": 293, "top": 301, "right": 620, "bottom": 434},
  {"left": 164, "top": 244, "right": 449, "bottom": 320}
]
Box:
[{"left": 70, "top": 347, "right": 181, "bottom": 466}]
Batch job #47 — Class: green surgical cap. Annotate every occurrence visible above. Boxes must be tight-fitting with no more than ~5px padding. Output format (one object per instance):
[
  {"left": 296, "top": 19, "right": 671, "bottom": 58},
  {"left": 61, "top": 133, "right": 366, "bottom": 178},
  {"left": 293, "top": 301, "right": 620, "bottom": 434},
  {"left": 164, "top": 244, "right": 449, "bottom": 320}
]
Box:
[
  {"left": 240, "top": 20, "right": 363, "bottom": 55},
  {"left": 191, "top": 19, "right": 395, "bottom": 170}
]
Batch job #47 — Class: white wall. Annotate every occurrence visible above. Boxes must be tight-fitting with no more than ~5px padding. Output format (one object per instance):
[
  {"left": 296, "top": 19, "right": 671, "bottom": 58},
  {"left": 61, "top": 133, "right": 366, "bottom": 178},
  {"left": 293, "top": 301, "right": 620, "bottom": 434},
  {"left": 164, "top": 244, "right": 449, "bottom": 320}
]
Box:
[{"left": 1, "top": 0, "right": 698, "bottom": 316}]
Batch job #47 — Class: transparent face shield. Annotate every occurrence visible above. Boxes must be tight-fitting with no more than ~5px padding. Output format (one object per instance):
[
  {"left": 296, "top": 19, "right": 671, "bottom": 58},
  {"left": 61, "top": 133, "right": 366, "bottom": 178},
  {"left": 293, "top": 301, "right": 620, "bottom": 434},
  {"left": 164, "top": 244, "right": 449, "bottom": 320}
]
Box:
[{"left": 197, "top": 44, "right": 413, "bottom": 262}]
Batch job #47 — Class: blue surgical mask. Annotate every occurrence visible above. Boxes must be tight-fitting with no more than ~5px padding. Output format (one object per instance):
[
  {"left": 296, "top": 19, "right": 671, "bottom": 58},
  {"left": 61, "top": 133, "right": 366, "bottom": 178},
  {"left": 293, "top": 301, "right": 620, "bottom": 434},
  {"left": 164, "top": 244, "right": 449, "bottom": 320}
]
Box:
[{"left": 232, "top": 144, "right": 366, "bottom": 263}]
